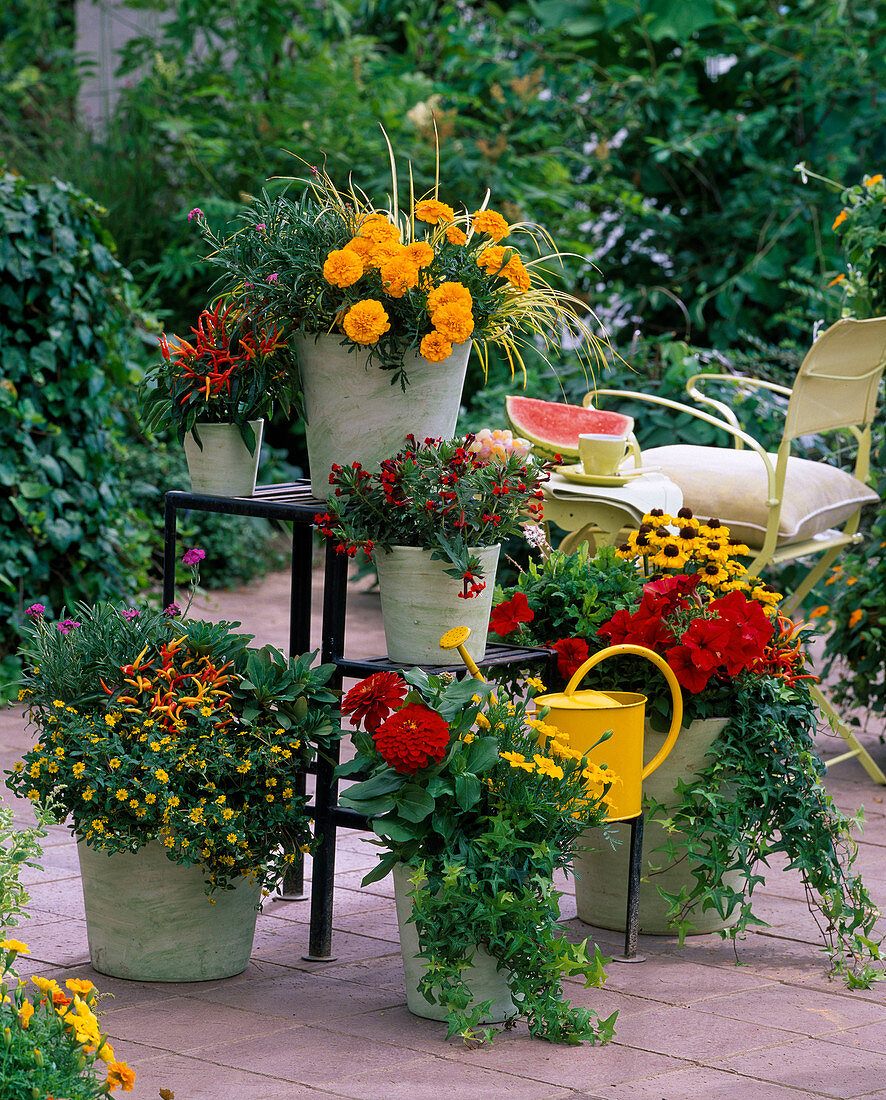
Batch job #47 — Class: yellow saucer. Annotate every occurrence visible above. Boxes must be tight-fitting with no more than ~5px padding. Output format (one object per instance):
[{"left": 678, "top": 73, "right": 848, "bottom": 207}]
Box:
[{"left": 558, "top": 464, "right": 646, "bottom": 486}]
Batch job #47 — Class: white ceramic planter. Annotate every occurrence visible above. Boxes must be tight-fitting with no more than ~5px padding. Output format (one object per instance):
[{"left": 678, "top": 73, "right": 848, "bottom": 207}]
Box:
[
  {"left": 77, "top": 839, "right": 262, "bottom": 981},
  {"left": 574, "top": 716, "right": 740, "bottom": 935},
  {"left": 374, "top": 544, "right": 500, "bottom": 666},
  {"left": 293, "top": 334, "right": 472, "bottom": 499},
  {"left": 393, "top": 863, "right": 517, "bottom": 1023},
  {"left": 182, "top": 419, "right": 263, "bottom": 497}
]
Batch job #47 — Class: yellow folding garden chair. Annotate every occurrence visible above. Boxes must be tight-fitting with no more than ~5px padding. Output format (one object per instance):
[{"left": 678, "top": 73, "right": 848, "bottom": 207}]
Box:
[{"left": 587, "top": 315, "right": 886, "bottom": 782}]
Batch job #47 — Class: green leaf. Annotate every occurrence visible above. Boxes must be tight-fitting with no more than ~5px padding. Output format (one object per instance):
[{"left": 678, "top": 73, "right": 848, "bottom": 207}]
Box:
[{"left": 394, "top": 784, "right": 435, "bottom": 822}]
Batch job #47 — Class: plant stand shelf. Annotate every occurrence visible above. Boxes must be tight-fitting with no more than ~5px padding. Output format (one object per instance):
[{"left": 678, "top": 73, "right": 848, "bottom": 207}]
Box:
[{"left": 162, "top": 481, "right": 555, "bottom": 960}]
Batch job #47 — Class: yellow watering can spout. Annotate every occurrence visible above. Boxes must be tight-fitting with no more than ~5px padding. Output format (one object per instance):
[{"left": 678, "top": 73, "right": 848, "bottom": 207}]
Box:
[{"left": 535, "top": 643, "right": 684, "bottom": 821}]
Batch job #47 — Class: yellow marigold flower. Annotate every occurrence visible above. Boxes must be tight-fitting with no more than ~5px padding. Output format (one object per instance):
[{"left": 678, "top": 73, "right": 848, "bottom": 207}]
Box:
[
  {"left": 323, "top": 247, "right": 364, "bottom": 288},
  {"left": 406, "top": 241, "right": 434, "bottom": 267},
  {"left": 832, "top": 209, "right": 848, "bottom": 230},
  {"left": 17, "top": 1001, "right": 34, "bottom": 1028},
  {"left": 474, "top": 713, "right": 491, "bottom": 730},
  {"left": 461, "top": 732, "right": 476, "bottom": 744},
  {"left": 414, "top": 198, "right": 455, "bottom": 224},
  {"left": 500, "top": 750, "right": 535, "bottom": 772},
  {"left": 445, "top": 224, "right": 467, "bottom": 246},
  {"left": 427, "top": 280, "right": 473, "bottom": 313},
  {"left": 420, "top": 330, "right": 453, "bottom": 363},
  {"left": 106, "top": 1058, "right": 136, "bottom": 1092},
  {"left": 431, "top": 303, "right": 474, "bottom": 343},
  {"left": 342, "top": 299, "right": 391, "bottom": 345},
  {"left": 66, "top": 979, "right": 95, "bottom": 997},
  {"left": 502, "top": 255, "right": 531, "bottom": 292},
  {"left": 525, "top": 676, "right": 546, "bottom": 693},
  {"left": 1, "top": 939, "right": 29, "bottom": 953},
  {"left": 357, "top": 212, "right": 400, "bottom": 243},
  {"left": 379, "top": 256, "right": 420, "bottom": 298},
  {"left": 849, "top": 608, "right": 864, "bottom": 627},
  {"left": 533, "top": 754, "right": 564, "bottom": 780},
  {"left": 471, "top": 208, "right": 510, "bottom": 241}
]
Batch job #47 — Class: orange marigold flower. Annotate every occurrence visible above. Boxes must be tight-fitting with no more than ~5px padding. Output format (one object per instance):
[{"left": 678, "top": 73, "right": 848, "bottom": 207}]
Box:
[
  {"left": 471, "top": 208, "right": 510, "bottom": 241},
  {"left": 863, "top": 173, "right": 883, "bottom": 187},
  {"left": 476, "top": 245, "right": 508, "bottom": 275},
  {"left": 445, "top": 224, "right": 467, "bottom": 246},
  {"left": 406, "top": 241, "right": 434, "bottom": 267},
  {"left": 106, "top": 1061, "right": 137, "bottom": 1092},
  {"left": 827, "top": 273, "right": 846, "bottom": 287},
  {"left": 849, "top": 608, "right": 864, "bottom": 627},
  {"left": 344, "top": 236, "right": 376, "bottom": 264},
  {"left": 357, "top": 213, "right": 400, "bottom": 243},
  {"left": 342, "top": 299, "right": 391, "bottom": 345},
  {"left": 379, "top": 257, "right": 420, "bottom": 298},
  {"left": 832, "top": 209, "right": 848, "bottom": 230},
  {"left": 431, "top": 303, "right": 474, "bottom": 343},
  {"left": 809, "top": 605, "right": 830, "bottom": 619},
  {"left": 420, "top": 330, "right": 454, "bottom": 363},
  {"left": 427, "top": 281, "right": 472, "bottom": 314},
  {"left": 365, "top": 238, "right": 403, "bottom": 270},
  {"left": 502, "top": 255, "right": 531, "bottom": 291},
  {"left": 414, "top": 198, "right": 455, "bottom": 224},
  {"left": 323, "top": 248, "right": 364, "bottom": 288},
  {"left": 374, "top": 703, "right": 451, "bottom": 774}
]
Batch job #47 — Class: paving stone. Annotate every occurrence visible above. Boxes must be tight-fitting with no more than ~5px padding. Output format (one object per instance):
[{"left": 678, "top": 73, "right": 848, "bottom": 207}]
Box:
[
  {"left": 713, "top": 1035, "right": 886, "bottom": 1096},
  {"left": 610, "top": 1003, "right": 798, "bottom": 1061},
  {"left": 591, "top": 1064, "right": 835, "bottom": 1099},
  {"left": 691, "top": 981, "right": 886, "bottom": 1036},
  {"left": 816, "top": 1018, "right": 886, "bottom": 1054},
  {"left": 15, "top": 915, "right": 90, "bottom": 967}
]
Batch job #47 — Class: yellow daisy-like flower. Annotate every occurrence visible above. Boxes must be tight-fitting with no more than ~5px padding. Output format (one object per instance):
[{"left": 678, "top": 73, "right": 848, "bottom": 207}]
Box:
[
  {"left": 108, "top": 757, "right": 121, "bottom": 770},
  {"left": 26, "top": 788, "right": 39, "bottom": 800},
  {"left": 323, "top": 247, "right": 364, "bottom": 288},
  {"left": 53, "top": 700, "right": 65, "bottom": 708},
  {"left": 533, "top": 754, "right": 564, "bottom": 780},
  {"left": 697, "top": 561, "right": 729, "bottom": 587},
  {"left": 266, "top": 793, "right": 275, "bottom": 802},
  {"left": 471, "top": 208, "right": 510, "bottom": 241},
  {"left": 90, "top": 819, "right": 105, "bottom": 833},
  {"left": 82, "top": 787, "right": 95, "bottom": 801},
  {"left": 154, "top": 768, "right": 169, "bottom": 783},
  {"left": 342, "top": 299, "right": 391, "bottom": 345},
  {"left": 751, "top": 584, "right": 783, "bottom": 607},
  {"left": 474, "top": 713, "right": 491, "bottom": 730},
  {"left": 200, "top": 706, "right": 213, "bottom": 717},
  {"left": 414, "top": 198, "right": 455, "bottom": 225},
  {"left": 17, "top": 1001, "right": 34, "bottom": 1028},
  {"left": 445, "top": 224, "right": 467, "bottom": 246},
  {"left": 189, "top": 807, "right": 203, "bottom": 823},
  {"left": 405, "top": 241, "right": 434, "bottom": 267},
  {"left": 500, "top": 750, "right": 535, "bottom": 772},
  {"left": 237, "top": 762, "right": 251, "bottom": 774},
  {"left": 420, "top": 330, "right": 453, "bottom": 363},
  {"left": 104, "top": 713, "right": 120, "bottom": 728},
  {"left": 650, "top": 543, "right": 689, "bottom": 570},
  {"left": 115, "top": 788, "right": 127, "bottom": 801},
  {"left": 461, "top": 732, "right": 476, "bottom": 744},
  {"left": 0, "top": 939, "right": 30, "bottom": 954},
  {"left": 66, "top": 978, "right": 95, "bottom": 997},
  {"left": 673, "top": 523, "right": 700, "bottom": 553},
  {"left": 72, "top": 762, "right": 86, "bottom": 777},
  {"left": 695, "top": 538, "right": 730, "bottom": 562},
  {"left": 226, "top": 832, "right": 238, "bottom": 844},
  {"left": 431, "top": 303, "right": 474, "bottom": 343},
  {"left": 222, "top": 807, "right": 234, "bottom": 820}
]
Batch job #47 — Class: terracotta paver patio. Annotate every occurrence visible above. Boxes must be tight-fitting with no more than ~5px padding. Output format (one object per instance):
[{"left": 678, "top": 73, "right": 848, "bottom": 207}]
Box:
[{"left": 3, "top": 564, "right": 886, "bottom": 1099}]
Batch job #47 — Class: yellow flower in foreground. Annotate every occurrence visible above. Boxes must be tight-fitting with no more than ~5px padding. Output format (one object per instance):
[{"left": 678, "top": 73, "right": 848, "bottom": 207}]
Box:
[
  {"left": 500, "top": 751, "right": 535, "bottom": 773},
  {"left": 106, "top": 1060, "right": 137, "bottom": 1091},
  {"left": 357, "top": 212, "right": 400, "bottom": 243},
  {"left": 342, "top": 299, "right": 391, "bottom": 345},
  {"left": 17, "top": 1001, "right": 34, "bottom": 1028},
  {"left": 427, "top": 280, "right": 473, "bottom": 314},
  {"left": 66, "top": 978, "right": 95, "bottom": 997},
  {"left": 432, "top": 303, "right": 474, "bottom": 343},
  {"left": 406, "top": 241, "right": 434, "bottom": 267},
  {"left": 420, "top": 331, "right": 453, "bottom": 363},
  {"left": 73, "top": 762, "right": 86, "bottom": 777},
  {"left": 864, "top": 174, "right": 883, "bottom": 188},
  {"left": 533, "top": 754, "right": 564, "bottom": 780},
  {"left": 0, "top": 939, "right": 29, "bottom": 954},
  {"left": 525, "top": 676, "right": 546, "bottom": 693},
  {"left": 323, "top": 247, "right": 364, "bottom": 288},
  {"left": 414, "top": 198, "right": 455, "bottom": 224},
  {"left": 472, "top": 208, "right": 510, "bottom": 241},
  {"left": 445, "top": 224, "right": 467, "bottom": 246},
  {"left": 474, "top": 713, "right": 491, "bottom": 730},
  {"left": 31, "top": 975, "right": 59, "bottom": 995},
  {"left": 502, "top": 255, "right": 531, "bottom": 292}
]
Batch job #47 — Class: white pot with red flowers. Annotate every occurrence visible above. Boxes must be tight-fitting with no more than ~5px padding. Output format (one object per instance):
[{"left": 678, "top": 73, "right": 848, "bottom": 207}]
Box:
[
  {"left": 190, "top": 146, "right": 612, "bottom": 498},
  {"left": 316, "top": 435, "right": 549, "bottom": 665}
]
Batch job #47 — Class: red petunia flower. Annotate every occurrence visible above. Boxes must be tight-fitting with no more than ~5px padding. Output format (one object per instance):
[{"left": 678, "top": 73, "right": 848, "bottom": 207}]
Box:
[
  {"left": 488, "top": 591, "right": 534, "bottom": 636},
  {"left": 665, "top": 645, "right": 716, "bottom": 694},
  {"left": 551, "top": 637, "right": 590, "bottom": 681},
  {"left": 373, "top": 703, "right": 451, "bottom": 774},
  {"left": 341, "top": 672, "right": 408, "bottom": 731}
]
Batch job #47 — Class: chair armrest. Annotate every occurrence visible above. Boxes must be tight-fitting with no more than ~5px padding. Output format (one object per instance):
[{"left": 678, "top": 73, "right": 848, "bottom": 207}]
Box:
[{"left": 684, "top": 374, "right": 793, "bottom": 445}]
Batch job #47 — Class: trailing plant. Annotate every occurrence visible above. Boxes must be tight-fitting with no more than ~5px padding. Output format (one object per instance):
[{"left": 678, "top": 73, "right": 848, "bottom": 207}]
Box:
[
  {"left": 337, "top": 670, "right": 617, "bottom": 1044},
  {"left": 0, "top": 804, "right": 49, "bottom": 930},
  {"left": 0, "top": 942, "right": 136, "bottom": 1095},
  {"left": 316, "top": 435, "right": 548, "bottom": 597},
  {"left": 658, "top": 670, "right": 883, "bottom": 988}
]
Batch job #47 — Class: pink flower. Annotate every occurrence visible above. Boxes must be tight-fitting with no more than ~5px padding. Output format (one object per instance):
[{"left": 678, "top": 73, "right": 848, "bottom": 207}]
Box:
[
  {"left": 163, "top": 603, "right": 181, "bottom": 617},
  {"left": 182, "top": 548, "right": 206, "bottom": 567},
  {"left": 255, "top": 223, "right": 266, "bottom": 231},
  {"left": 122, "top": 608, "right": 140, "bottom": 621},
  {"left": 187, "top": 207, "right": 204, "bottom": 222},
  {"left": 24, "top": 603, "right": 45, "bottom": 618},
  {"left": 56, "top": 619, "right": 81, "bottom": 635},
  {"left": 266, "top": 273, "right": 279, "bottom": 283}
]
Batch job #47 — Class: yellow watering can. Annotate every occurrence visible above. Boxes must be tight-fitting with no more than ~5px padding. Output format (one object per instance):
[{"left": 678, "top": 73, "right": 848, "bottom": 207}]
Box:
[{"left": 534, "top": 644, "right": 683, "bottom": 822}]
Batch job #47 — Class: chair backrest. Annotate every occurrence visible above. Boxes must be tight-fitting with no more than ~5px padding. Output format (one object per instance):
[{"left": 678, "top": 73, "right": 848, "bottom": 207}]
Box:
[{"left": 783, "top": 316, "right": 886, "bottom": 441}]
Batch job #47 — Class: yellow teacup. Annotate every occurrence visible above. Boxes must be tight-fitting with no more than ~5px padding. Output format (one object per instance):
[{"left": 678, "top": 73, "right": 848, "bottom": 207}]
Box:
[{"left": 578, "top": 432, "right": 641, "bottom": 476}]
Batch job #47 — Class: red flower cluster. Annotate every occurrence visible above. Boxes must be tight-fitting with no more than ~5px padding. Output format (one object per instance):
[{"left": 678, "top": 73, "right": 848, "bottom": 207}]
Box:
[
  {"left": 598, "top": 576, "right": 774, "bottom": 694},
  {"left": 488, "top": 591, "right": 534, "bottom": 636},
  {"left": 373, "top": 702, "right": 451, "bottom": 774},
  {"left": 341, "top": 672, "right": 407, "bottom": 730},
  {"left": 551, "top": 637, "right": 590, "bottom": 680}
]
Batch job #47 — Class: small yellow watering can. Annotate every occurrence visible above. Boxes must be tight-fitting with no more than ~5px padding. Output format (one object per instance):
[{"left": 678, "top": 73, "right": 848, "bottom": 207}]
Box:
[{"left": 534, "top": 644, "right": 683, "bottom": 822}]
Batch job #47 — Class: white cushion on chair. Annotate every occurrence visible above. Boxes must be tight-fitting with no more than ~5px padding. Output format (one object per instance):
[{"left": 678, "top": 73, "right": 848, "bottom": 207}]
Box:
[{"left": 642, "top": 445, "right": 880, "bottom": 547}]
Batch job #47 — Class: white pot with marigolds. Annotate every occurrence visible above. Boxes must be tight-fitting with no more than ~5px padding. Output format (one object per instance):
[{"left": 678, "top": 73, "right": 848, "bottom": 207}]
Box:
[
  {"left": 192, "top": 144, "right": 610, "bottom": 498},
  {"left": 6, "top": 550, "right": 339, "bottom": 982}
]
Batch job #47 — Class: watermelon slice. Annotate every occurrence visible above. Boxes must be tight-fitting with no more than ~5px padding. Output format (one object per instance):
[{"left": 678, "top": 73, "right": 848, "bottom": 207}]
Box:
[{"left": 505, "top": 396, "right": 633, "bottom": 461}]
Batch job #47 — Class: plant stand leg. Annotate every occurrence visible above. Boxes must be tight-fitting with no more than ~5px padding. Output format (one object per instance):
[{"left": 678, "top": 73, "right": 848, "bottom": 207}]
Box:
[
  {"left": 612, "top": 812, "right": 646, "bottom": 964},
  {"left": 812, "top": 683, "right": 886, "bottom": 784}
]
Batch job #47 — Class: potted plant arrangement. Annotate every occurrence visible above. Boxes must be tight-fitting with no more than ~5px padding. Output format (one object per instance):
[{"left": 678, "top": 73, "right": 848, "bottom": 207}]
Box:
[
  {"left": 191, "top": 153, "right": 609, "bottom": 496},
  {"left": 314, "top": 434, "right": 549, "bottom": 665},
  {"left": 489, "top": 515, "right": 882, "bottom": 986},
  {"left": 140, "top": 301, "right": 296, "bottom": 497},
  {"left": 7, "top": 551, "right": 339, "bottom": 982},
  {"left": 336, "top": 667, "right": 618, "bottom": 1044}
]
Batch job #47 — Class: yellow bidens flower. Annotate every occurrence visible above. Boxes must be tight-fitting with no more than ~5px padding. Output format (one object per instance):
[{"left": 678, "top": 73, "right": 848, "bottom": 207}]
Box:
[
  {"left": 414, "top": 198, "right": 455, "bottom": 224},
  {"left": 471, "top": 208, "right": 510, "bottom": 241},
  {"left": 323, "top": 247, "right": 364, "bottom": 288},
  {"left": 343, "top": 299, "right": 391, "bottom": 345}
]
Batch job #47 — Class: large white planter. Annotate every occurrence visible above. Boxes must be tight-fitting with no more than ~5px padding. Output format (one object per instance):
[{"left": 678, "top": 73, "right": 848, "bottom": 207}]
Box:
[
  {"left": 182, "top": 419, "right": 263, "bottom": 497},
  {"left": 574, "top": 716, "right": 739, "bottom": 935},
  {"left": 393, "top": 863, "right": 517, "bottom": 1023},
  {"left": 77, "top": 839, "right": 262, "bottom": 981},
  {"left": 374, "top": 544, "right": 500, "bottom": 666},
  {"left": 293, "top": 334, "right": 472, "bottom": 499}
]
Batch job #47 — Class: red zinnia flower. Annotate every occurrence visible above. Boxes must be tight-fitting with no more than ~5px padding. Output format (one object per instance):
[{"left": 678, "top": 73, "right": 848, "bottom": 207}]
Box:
[
  {"left": 373, "top": 703, "right": 451, "bottom": 774},
  {"left": 551, "top": 637, "right": 590, "bottom": 681},
  {"left": 341, "top": 672, "right": 407, "bottom": 731},
  {"left": 489, "top": 591, "right": 534, "bottom": 636}
]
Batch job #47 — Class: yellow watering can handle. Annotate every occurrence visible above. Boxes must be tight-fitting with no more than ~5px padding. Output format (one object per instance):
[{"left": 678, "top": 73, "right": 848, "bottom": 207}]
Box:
[{"left": 563, "top": 643, "right": 684, "bottom": 781}]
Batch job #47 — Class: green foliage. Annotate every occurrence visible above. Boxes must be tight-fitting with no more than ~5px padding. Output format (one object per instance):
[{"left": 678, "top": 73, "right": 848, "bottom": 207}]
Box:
[
  {"left": 0, "top": 805, "right": 48, "bottom": 929},
  {"left": 338, "top": 672, "right": 616, "bottom": 1043},
  {"left": 0, "top": 170, "right": 154, "bottom": 662},
  {"left": 657, "top": 675, "right": 883, "bottom": 987}
]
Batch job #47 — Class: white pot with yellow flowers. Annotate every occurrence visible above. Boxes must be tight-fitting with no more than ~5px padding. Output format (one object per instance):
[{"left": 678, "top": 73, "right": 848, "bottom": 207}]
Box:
[{"left": 194, "top": 143, "right": 609, "bottom": 498}]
